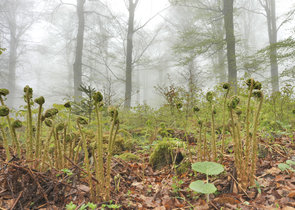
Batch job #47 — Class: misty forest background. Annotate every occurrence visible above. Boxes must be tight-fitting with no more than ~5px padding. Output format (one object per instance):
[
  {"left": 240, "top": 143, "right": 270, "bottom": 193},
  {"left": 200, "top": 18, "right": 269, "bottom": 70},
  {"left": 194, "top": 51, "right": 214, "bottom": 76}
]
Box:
[
  {"left": 1, "top": 0, "right": 295, "bottom": 208},
  {"left": 0, "top": 0, "right": 295, "bottom": 108}
]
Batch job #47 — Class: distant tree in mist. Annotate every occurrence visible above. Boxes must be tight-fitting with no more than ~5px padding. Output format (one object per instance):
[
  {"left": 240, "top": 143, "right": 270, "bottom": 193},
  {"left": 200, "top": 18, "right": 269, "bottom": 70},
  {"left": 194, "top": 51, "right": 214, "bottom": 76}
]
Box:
[
  {"left": 223, "top": 0, "right": 237, "bottom": 90},
  {"left": 169, "top": 0, "right": 227, "bottom": 86},
  {"left": 124, "top": 0, "right": 139, "bottom": 108},
  {"left": 73, "top": 0, "right": 86, "bottom": 100},
  {"left": 0, "top": 0, "right": 37, "bottom": 106},
  {"left": 259, "top": 0, "right": 279, "bottom": 93}
]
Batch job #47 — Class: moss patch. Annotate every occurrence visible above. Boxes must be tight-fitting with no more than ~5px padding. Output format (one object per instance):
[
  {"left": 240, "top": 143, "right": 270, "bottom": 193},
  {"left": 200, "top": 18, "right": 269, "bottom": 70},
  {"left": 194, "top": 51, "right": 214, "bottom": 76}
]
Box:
[
  {"left": 149, "top": 141, "right": 177, "bottom": 170},
  {"left": 176, "top": 159, "right": 191, "bottom": 175},
  {"left": 118, "top": 153, "right": 140, "bottom": 162}
]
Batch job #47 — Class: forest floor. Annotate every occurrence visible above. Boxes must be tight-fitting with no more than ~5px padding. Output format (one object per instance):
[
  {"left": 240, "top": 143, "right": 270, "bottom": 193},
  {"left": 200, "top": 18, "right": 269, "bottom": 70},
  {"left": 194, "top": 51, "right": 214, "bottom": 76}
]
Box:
[{"left": 0, "top": 135, "right": 295, "bottom": 209}]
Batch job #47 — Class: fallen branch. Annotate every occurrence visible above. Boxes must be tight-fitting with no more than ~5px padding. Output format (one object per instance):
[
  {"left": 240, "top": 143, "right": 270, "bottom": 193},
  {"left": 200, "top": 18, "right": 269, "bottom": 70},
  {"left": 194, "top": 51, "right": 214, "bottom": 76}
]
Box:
[
  {"left": 64, "top": 155, "right": 99, "bottom": 183},
  {"left": 10, "top": 191, "right": 23, "bottom": 210}
]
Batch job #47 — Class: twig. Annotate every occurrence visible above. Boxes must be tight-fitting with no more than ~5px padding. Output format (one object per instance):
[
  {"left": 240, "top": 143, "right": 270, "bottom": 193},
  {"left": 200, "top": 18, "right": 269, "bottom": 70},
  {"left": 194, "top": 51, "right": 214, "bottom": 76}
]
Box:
[
  {"left": 27, "top": 168, "right": 51, "bottom": 206},
  {"left": 32, "top": 185, "right": 54, "bottom": 208},
  {"left": 64, "top": 155, "right": 99, "bottom": 183},
  {"left": 7, "top": 164, "right": 51, "bottom": 208},
  {"left": 262, "top": 143, "right": 287, "bottom": 158},
  {"left": 75, "top": 201, "right": 85, "bottom": 210},
  {"left": 228, "top": 173, "right": 250, "bottom": 199},
  {"left": 210, "top": 200, "right": 218, "bottom": 210},
  {"left": 10, "top": 191, "right": 23, "bottom": 210},
  {"left": 113, "top": 158, "right": 143, "bottom": 181},
  {"left": 0, "top": 156, "right": 18, "bottom": 171}
]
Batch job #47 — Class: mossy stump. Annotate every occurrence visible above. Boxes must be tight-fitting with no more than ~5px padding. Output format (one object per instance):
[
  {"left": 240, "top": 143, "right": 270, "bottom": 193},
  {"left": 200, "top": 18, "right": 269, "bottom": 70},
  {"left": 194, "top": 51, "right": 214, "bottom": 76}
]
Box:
[
  {"left": 149, "top": 141, "right": 179, "bottom": 170},
  {"left": 118, "top": 152, "right": 140, "bottom": 162}
]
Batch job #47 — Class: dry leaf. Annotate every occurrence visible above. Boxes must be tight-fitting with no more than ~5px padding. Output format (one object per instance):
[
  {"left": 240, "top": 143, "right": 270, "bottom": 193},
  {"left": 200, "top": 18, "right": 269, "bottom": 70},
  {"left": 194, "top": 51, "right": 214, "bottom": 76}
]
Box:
[
  {"left": 263, "top": 167, "right": 281, "bottom": 176},
  {"left": 214, "top": 196, "right": 240, "bottom": 205},
  {"left": 288, "top": 191, "right": 295, "bottom": 198},
  {"left": 154, "top": 206, "right": 166, "bottom": 210},
  {"left": 282, "top": 207, "right": 295, "bottom": 210},
  {"left": 275, "top": 175, "right": 284, "bottom": 182},
  {"left": 131, "top": 181, "right": 144, "bottom": 190},
  {"left": 77, "top": 184, "right": 90, "bottom": 192}
]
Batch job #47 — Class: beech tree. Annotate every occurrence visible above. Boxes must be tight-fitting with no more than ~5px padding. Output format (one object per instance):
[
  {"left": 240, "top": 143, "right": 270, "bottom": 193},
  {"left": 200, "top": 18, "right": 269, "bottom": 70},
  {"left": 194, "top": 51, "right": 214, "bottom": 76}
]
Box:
[
  {"left": 0, "top": 0, "right": 37, "bottom": 106},
  {"left": 73, "top": 0, "right": 86, "bottom": 99},
  {"left": 124, "top": 0, "right": 139, "bottom": 108},
  {"left": 259, "top": 0, "right": 279, "bottom": 93},
  {"left": 223, "top": 0, "right": 237, "bottom": 90}
]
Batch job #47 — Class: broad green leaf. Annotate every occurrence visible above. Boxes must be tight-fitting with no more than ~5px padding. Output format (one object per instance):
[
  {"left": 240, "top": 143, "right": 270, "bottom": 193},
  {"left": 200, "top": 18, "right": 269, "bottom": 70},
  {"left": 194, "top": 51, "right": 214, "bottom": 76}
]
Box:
[
  {"left": 192, "top": 161, "right": 224, "bottom": 175},
  {"left": 278, "top": 163, "right": 291, "bottom": 171},
  {"left": 189, "top": 180, "right": 217, "bottom": 194},
  {"left": 286, "top": 160, "right": 295, "bottom": 166}
]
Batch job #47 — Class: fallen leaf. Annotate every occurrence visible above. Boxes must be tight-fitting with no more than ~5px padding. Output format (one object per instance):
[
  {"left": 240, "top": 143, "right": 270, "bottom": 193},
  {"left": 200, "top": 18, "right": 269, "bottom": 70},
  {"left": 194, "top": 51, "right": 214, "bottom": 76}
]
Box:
[
  {"left": 162, "top": 194, "right": 173, "bottom": 207},
  {"left": 139, "top": 195, "right": 156, "bottom": 208},
  {"left": 77, "top": 184, "right": 90, "bottom": 192},
  {"left": 263, "top": 167, "right": 281, "bottom": 176},
  {"left": 214, "top": 194, "right": 240, "bottom": 205},
  {"left": 131, "top": 181, "right": 144, "bottom": 190},
  {"left": 288, "top": 191, "right": 295, "bottom": 198},
  {"left": 275, "top": 175, "right": 285, "bottom": 182},
  {"left": 154, "top": 207, "right": 166, "bottom": 210},
  {"left": 282, "top": 207, "right": 295, "bottom": 210}
]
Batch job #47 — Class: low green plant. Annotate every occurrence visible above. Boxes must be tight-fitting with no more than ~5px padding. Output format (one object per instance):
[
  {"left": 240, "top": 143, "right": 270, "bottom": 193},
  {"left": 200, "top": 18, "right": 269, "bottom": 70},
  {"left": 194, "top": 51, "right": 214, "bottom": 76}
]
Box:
[
  {"left": 65, "top": 201, "right": 77, "bottom": 210},
  {"left": 189, "top": 161, "right": 224, "bottom": 202},
  {"left": 0, "top": 89, "right": 20, "bottom": 157},
  {"left": 78, "top": 204, "right": 88, "bottom": 210},
  {"left": 252, "top": 180, "right": 263, "bottom": 194},
  {"left": 87, "top": 202, "right": 97, "bottom": 210},
  {"left": 105, "top": 107, "right": 119, "bottom": 200},
  {"left": 93, "top": 91, "right": 105, "bottom": 198},
  {"left": 61, "top": 168, "right": 73, "bottom": 176},
  {"left": 24, "top": 85, "right": 34, "bottom": 160},
  {"left": 278, "top": 160, "right": 295, "bottom": 173},
  {"left": 76, "top": 116, "right": 94, "bottom": 201},
  {"left": 221, "top": 83, "right": 230, "bottom": 156},
  {"left": 101, "top": 200, "right": 121, "bottom": 209},
  {"left": 206, "top": 91, "right": 217, "bottom": 161},
  {"left": 171, "top": 176, "right": 184, "bottom": 195},
  {"left": 0, "top": 121, "right": 10, "bottom": 161},
  {"left": 227, "top": 79, "right": 264, "bottom": 188},
  {"left": 193, "top": 106, "right": 203, "bottom": 161},
  {"left": 34, "top": 96, "right": 45, "bottom": 163},
  {"left": 65, "top": 201, "right": 98, "bottom": 210}
]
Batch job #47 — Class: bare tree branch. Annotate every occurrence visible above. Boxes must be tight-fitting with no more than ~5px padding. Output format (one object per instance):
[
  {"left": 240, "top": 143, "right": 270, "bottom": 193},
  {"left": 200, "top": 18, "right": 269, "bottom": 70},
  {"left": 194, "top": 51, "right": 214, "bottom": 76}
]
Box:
[
  {"left": 277, "top": 8, "right": 295, "bottom": 32},
  {"left": 133, "top": 5, "right": 171, "bottom": 32},
  {"left": 133, "top": 26, "right": 162, "bottom": 64},
  {"left": 238, "top": 6, "right": 266, "bottom": 17},
  {"left": 59, "top": 0, "right": 76, "bottom": 8}
]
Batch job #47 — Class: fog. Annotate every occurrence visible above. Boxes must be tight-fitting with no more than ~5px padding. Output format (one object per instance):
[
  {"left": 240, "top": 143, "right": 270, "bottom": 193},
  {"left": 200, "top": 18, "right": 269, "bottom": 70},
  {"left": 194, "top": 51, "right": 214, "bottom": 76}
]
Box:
[{"left": 0, "top": 0, "right": 294, "bottom": 109}]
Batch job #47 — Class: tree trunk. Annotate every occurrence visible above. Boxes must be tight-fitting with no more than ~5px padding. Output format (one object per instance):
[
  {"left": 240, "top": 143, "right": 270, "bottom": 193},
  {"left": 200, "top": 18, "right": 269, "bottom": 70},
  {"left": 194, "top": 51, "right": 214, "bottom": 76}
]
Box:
[
  {"left": 124, "top": 0, "right": 138, "bottom": 109},
  {"left": 188, "top": 60, "right": 195, "bottom": 108},
  {"left": 73, "top": 0, "right": 85, "bottom": 100},
  {"left": 223, "top": 0, "right": 237, "bottom": 91},
  {"left": 266, "top": 0, "right": 279, "bottom": 92},
  {"left": 217, "top": 0, "right": 226, "bottom": 83},
  {"left": 7, "top": 5, "right": 17, "bottom": 107},
  {"left": 217, "top": 49, "right": 226, "bottom": 83}
]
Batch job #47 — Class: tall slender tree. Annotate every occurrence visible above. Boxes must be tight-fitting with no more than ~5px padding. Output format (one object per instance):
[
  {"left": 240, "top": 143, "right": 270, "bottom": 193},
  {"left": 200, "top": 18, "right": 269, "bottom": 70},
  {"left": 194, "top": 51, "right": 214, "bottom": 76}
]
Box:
[
  {"left": 73, "top": 0, "right": 86, "bottom": 99},
  {"left": 0, "top": 0, "right": 36, "bottom": 106},
  {"left": 124, "top": 0, "right": 139, "bottom": 108},
  {"left": 7, "top": 1, "right": 17, "bottom": 106},
  {"left": 259, "top": 0, "right": 279, "bottom": 93},
  {"left": 223, "top": 0, "right": 237, "bottom": 91}
]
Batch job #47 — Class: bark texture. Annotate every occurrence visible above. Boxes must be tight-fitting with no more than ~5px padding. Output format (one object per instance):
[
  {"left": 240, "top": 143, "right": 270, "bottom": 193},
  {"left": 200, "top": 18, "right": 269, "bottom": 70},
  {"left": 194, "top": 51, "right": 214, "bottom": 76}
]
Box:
[
  {"left": 266, "top": 0, "right": 279, "bottom": 92},
  {"left": 124, "top": 0, "right": 139, "bottom": 108},
  {"left": 223, "top": 0, "right": 237, "bottom": 91},
  {"left": 73, "top": 0, "right": 86, "bottom": 100}
]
